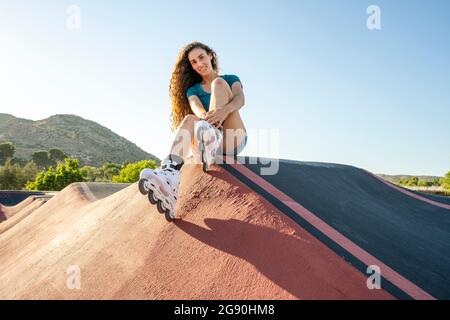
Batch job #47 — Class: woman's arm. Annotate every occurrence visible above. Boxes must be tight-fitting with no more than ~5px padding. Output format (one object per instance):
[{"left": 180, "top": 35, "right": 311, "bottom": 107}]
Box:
[
  {"left": 204, "top": 82, "right": 245, "bottom": 126},
  {"left": 187, "top": 95, "right": 208, "bottom": 119}
]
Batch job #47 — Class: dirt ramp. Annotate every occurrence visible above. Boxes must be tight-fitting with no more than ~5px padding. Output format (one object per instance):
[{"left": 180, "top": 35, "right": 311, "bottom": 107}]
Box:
[
  {"left": 114, "top": 164, "right": 392, "bottom": 299},
  {"left": 0, "top": 166, "right": 392, "bottom": 299},
  {"left": 0, "top": 198, "right": 47, "bottom": 234},
  {"left": 0, "top": 193, "right": 54, "bottom": 230},
  {"left": 1, "top": 196, "right": 35, "bottom": 220},
  {"left": 0, "top": 183, "right": 96, "bottom": 278},
  {"left": 0, "top": 182, "right": 169, "bottom": 299}
]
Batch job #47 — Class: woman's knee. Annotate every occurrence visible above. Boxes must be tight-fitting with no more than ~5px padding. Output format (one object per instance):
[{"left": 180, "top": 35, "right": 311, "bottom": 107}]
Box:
[
  {"left": 181, "top": 114, "right": 198, "bottom": 126},
  {"left": 212, "top": 77, "right": 232, "bottom": 95},
  {"left": 211, "top": 77, "right": 226, "bottom": 86},
  {"left": 178, "top": 114, "right": 198, "bottom": 140}
]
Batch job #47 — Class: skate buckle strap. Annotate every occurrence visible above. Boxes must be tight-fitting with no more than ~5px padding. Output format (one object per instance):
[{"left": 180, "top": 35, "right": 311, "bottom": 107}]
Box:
[{"left": 161, "top": 160, "right": 182, "bottom": 171}]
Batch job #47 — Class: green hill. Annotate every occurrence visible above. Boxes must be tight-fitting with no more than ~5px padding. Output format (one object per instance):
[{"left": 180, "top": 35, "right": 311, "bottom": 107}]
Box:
[{"left": 0, "top": 113, "right": 159, "bottom": 167}]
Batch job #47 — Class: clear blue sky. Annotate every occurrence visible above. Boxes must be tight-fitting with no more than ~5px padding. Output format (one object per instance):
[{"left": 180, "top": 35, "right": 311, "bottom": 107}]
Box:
[{"left": 1, "top": 0, "right": 449, "bottom": 176}]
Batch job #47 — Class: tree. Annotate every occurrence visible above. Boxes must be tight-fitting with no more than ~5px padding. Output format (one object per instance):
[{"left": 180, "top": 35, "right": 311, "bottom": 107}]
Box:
[
  {"left": 418, "top": 180, "right": 430, "bottom": 187},
  {"left": 48, "top": 148, "right": 68, "bottom": 162},
  {"left": 80, "top": 165, "right": 101, "bottom": 182},
  {"left": 32, "top": 151, "right": 55, "bottom": 169},
  {"left": 26, "top": 158, "right": 84, "bottom": 191},
  {"left": 102, "top": 162, "right": 121, "bottom": 181},
  {"left": 407, "top": 176, "right": 419, "bottom": 186},
  {"left": 443, "top": 171, "right": 450, "bottom": 191},
  {"left": 10, "top": 157, "right": 28, "bottom": 166},
  {"left": 79, "top": 163, "right": 122, "bottom": 182},
  {"left": 20, "top": 161, "right": 39, "bottom": 187},
  {"left": 432, "top": 178, "right": 441, "bottom": 186},
  {"left": 26, "top": 167, "right": 55, "bottom": 191},
  {"left": 112, "top": 160, "right": 157, "bottom": 183},
  {"left": 0, "top": 159, "right": 20, "bottom": 190},
  {"left": 0, "top": 159, "right": 40, "bottom": 190},
  {"left": 53, "top": 158, "right": 84, "bottom": 190},
  {"left": 0, "top": 142, "right": 16, "bottom": 165}
]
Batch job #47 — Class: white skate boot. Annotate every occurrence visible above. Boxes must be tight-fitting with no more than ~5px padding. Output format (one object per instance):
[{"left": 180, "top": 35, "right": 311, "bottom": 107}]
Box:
[
  {"left": 138, "top": 157, "right": 182, "bottom": 222},
  {"left": 194, "top": 120, "right": 223, "bottom": 172}
]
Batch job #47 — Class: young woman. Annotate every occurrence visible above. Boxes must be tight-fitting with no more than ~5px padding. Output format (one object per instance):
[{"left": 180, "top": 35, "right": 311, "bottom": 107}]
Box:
[{"left": 138, "top": 41, "right": 247, "bottom": 221}]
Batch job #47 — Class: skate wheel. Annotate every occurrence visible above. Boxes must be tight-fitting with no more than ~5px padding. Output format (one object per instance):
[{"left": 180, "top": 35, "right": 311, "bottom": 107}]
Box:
[
  {"left": 148, "top": 189, "right": 157, "bottom": 205},
  {"left": 165, "top": 209, "right": 174, "bottom": 222},
  {"left": 138, "top": 178, "right": 149, "bottom": 195},
  {"left": 156, "top": 200, "right": 165, "bottom": 214}
]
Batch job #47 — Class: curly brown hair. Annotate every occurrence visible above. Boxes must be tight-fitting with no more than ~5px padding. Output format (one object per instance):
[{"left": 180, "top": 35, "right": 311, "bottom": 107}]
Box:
[{"left": 169, "top": 41, "right": 219, "bottom": 131}]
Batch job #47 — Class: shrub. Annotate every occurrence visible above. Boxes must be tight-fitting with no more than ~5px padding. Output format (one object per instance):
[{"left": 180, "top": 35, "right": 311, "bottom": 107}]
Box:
[
  {"left": 26, "top": 158, "right": 84, "bottom": 191},
  {"left": 443, "top": 171, "right": 450, "bottom": 191},
  {"left": 112, "top": 160, "right": 157, "bottom": 183},
  {"left": 0, "top": 159, "right": 38, "bottom": 190}
]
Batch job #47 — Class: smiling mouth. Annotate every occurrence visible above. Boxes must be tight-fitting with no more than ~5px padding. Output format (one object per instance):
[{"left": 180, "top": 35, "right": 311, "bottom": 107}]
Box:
[{"left": 201, "top": 66, "right": 207, "bottom": 71}]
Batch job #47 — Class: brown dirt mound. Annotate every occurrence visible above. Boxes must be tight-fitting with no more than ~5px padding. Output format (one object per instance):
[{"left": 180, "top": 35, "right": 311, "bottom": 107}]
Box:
[
  {"left": 0, "top": 196, "right": 36, "bottom": 220},
  {"left": 0, "top": 198, "right": 47, "bottom": 235},
  {"left": 0, "top": 165, "right": 393, "bottom": 299}
]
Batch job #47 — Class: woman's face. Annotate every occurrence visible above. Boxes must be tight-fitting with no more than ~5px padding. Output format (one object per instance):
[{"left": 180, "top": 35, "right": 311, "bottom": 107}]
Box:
[{"left": 188, "top": 47, "right": 213, "bottom": 76}]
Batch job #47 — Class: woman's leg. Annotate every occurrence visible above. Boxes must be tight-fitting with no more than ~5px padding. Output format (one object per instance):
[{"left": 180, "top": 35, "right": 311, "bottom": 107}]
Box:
[
  {"left": 209, "top": 77, "right": 247, "bottom": 155},
  {"left": 209, "top": 77, "right": 232, "bottom": 112},
  {"left": 168, "top": 114, "right": 199, "bottom": 161}
]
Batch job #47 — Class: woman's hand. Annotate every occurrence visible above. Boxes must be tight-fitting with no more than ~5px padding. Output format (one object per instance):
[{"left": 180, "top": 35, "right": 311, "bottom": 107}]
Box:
[{"left": 205, "top": 107, "right": 229, "bottom": 128}]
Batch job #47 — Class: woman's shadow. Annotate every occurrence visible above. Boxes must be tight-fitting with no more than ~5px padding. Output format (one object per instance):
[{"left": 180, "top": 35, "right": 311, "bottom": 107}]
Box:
[{"left": 174, "top": 217, "right": 326, "bottom": 299}]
